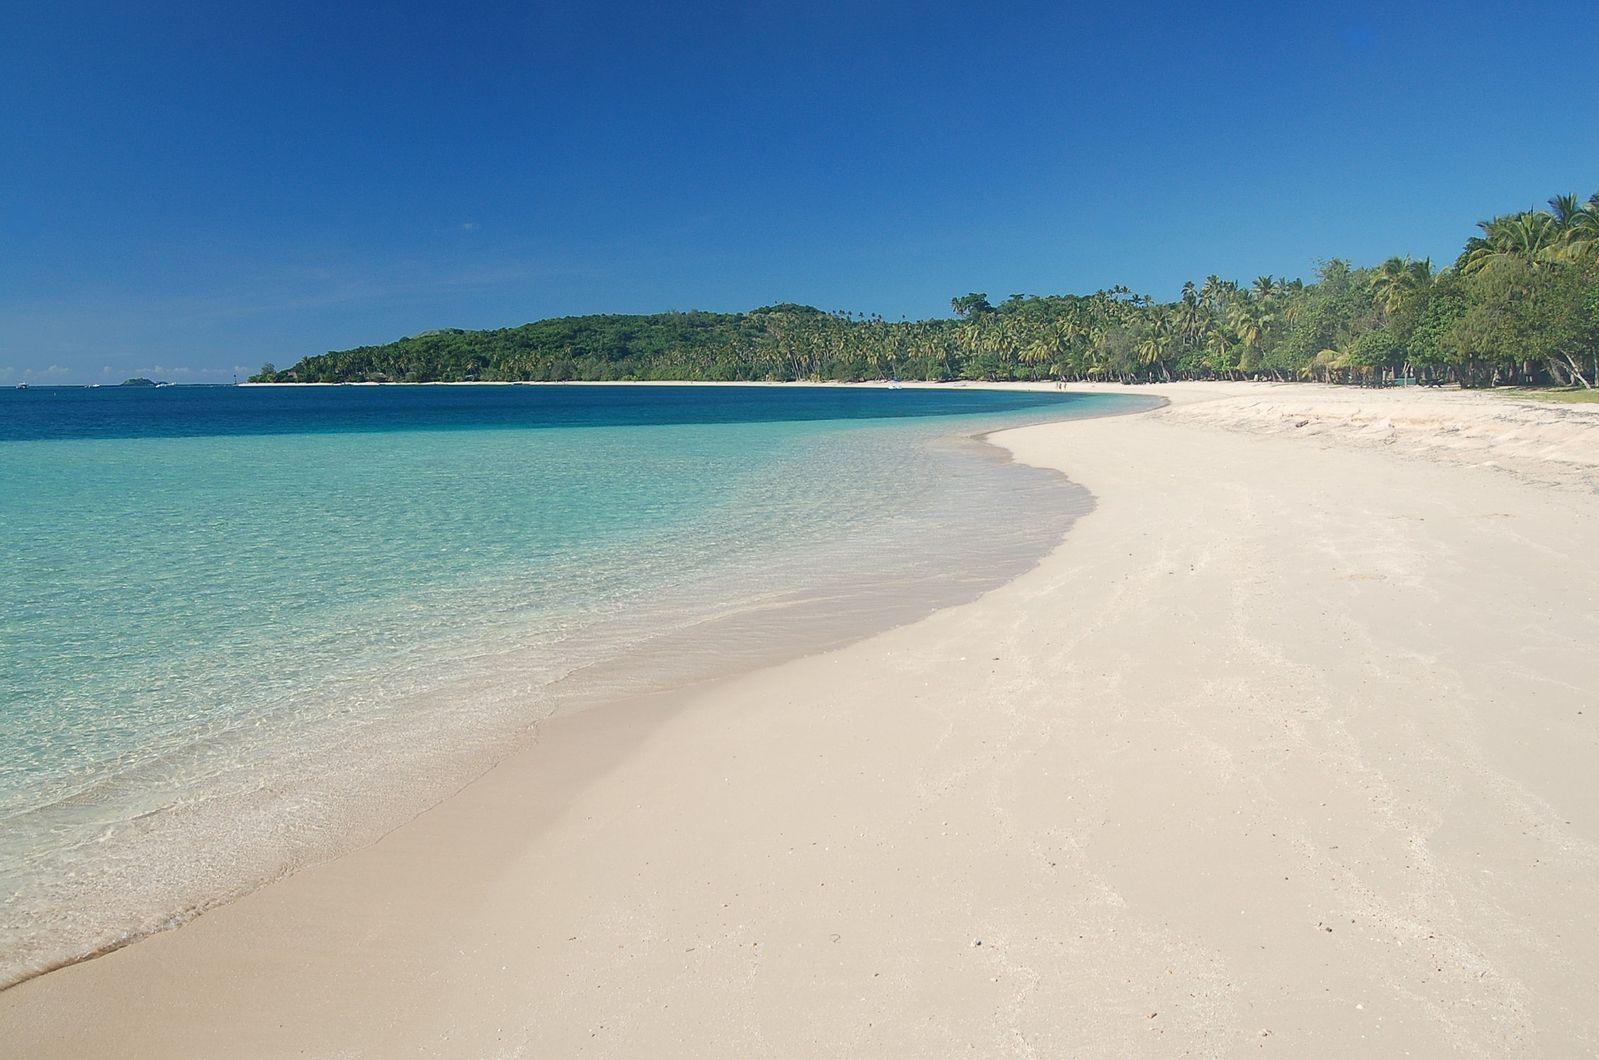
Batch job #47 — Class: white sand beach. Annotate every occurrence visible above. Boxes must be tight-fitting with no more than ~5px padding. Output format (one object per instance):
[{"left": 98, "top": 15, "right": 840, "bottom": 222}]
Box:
[{"left": 3, "top": 382, "right": 1597, "bottom": 1056}]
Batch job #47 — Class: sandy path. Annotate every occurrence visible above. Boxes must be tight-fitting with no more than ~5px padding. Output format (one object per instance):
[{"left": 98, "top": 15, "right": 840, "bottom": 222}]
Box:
[{"left": 4, "top": 386, "right": 1597, "bottom": 1056}]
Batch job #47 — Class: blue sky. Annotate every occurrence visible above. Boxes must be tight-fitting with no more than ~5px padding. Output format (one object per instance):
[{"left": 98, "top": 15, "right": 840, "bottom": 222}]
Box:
[{"left": 3, "top": 1, "right": 1596, "bottom": 384}]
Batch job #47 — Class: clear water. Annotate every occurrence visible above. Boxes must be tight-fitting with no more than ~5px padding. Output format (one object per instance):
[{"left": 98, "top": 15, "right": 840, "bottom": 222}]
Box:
[{"left": 0, "top": 383, "right": 1152, "bottom": 985}]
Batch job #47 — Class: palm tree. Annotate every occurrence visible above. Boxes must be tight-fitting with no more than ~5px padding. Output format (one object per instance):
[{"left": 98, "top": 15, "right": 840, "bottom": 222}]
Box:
[
  {"left": 1549, "top": 193, "right": 1585, "bottom": 228},
  {"left": 1023, "top": 328, "right": 1055, "bottom": 376},
  {"left": 1204, "top": 328, "right": 1236, "bottom": 378},
  {"left": 1459, "top": 211, "right": 1562, "bottom": 273},
  {"left": 1367, "top": 256, "right": 1434, "bottom": 316},
  {"left": 1550, "top": 192, "right": 1599, "bottom": 265},
  {"left": 956, "top": 318, "right": 984, "bottom": 362},
  {"left": 1311, "top": 346, "right": 1348, "bottom": 384},
  {"left": 1277, "top": 278, "right": 1307, "bottom": 326},
  {"left": 1227, "top": 301, "right": 1272, "bottom": 376},
  {"left": 1174, "top": 293, "right": 1206, "bottom": 353},
  {"left": 993, "top": 317, "right": 1026, "bottom": 375},
  {"left": 1052, "top": 321, "right": 1083, "bottom": 378},
  {"left": 1136, "top": 311, "right": 1175, "bottom": 381}
]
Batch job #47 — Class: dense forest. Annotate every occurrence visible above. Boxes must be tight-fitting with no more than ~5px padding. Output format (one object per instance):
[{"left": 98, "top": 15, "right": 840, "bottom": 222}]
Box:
[{"left": 254, "top": 192, "right": 1599, "bottom": 389}]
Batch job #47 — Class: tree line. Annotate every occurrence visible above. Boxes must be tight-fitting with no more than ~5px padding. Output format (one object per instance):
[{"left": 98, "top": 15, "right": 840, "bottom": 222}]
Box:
[{"left": 254, "top": 191, "right": 1599, "bottom": 389}]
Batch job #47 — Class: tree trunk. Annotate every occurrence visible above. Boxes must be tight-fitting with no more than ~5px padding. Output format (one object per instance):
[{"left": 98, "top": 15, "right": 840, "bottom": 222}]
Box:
[{"left": 1561, "top": 352, "right": 1594, "bottom": 389}]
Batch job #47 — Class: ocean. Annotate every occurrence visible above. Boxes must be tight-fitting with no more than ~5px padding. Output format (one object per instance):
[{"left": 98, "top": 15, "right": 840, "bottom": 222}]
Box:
[{"left": 0, "top": 382, "right": 1151, "bottom": 984}]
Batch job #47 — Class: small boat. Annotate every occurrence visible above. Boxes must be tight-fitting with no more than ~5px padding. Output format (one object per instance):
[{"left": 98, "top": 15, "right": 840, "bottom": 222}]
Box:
[{"left": 15, "top": 382, "right": 26, "bottom": 390}]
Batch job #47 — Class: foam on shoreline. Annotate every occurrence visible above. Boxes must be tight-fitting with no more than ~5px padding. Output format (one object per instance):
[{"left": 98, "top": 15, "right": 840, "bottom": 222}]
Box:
[{"left": 0, "top": 394, "right": 1154, "bottom": 989}]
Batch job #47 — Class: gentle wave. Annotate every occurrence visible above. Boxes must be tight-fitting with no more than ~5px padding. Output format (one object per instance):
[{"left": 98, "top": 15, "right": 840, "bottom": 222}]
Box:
[{"left": 0, "top": 387, "right": 1152, "bottom": 986}]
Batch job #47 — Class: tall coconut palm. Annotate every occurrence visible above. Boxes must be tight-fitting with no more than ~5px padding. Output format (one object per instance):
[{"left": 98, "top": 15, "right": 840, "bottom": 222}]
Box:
[
  {"left": 1459, "top": 211, "right": 1562, "bottom": 273},
  {"left": 1174, "top": 295, "right": 1206, "bottom": 351},
  {"left": 1227, "top": 300, "right": 1272, "bottom": 375},
  {"left": 1367, "top": 256, "right": 1434, "bottom": 316},
  {"left": 1023, "top": 328, "right": 1055, "bottom": 375},
  {"left": 994, "top": 316, "right": 1026, "bottom": 374},
  {"left": 1548, "top": 193, "right": 1585, "bottom": 229},
  {"left": 1204, "top": 327, "right": 1236, "bottom": 378},
  {"left": 1277, "top": 279, "right": 1308, "bottom": 326},
  {"left": 956, "top": 318, "right": 984, "bottom": 361},
  {"left": 1550, "top": 192, "right": 1599, "bottom": 264},
  {"left": 1136, "top": 312, "right": 1175, "bottom": 381}
]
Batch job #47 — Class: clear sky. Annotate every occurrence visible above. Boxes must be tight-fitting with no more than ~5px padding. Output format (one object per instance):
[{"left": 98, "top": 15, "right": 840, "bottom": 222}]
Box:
[{"left": 3, "top": 1, "right": 1596, "bottom": 384}]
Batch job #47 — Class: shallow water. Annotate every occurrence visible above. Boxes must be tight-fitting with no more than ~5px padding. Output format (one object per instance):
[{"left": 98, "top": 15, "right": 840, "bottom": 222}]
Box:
[{"left": 0, "top": 383, "right": 1153, "bottom": 984}]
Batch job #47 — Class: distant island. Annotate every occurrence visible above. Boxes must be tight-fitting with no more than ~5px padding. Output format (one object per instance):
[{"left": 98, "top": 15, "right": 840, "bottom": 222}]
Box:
[
  {"left": 252, "top": 191, "right": 1599, "bottom": 390},
  {"left": 119, "top": 378, "right": 163, "bottom": 387}
]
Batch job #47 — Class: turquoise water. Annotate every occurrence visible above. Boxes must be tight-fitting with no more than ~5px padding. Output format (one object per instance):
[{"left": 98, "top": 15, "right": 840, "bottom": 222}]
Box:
[{"left": 0, "top": 384, "right": 1150, "bottom": 984}]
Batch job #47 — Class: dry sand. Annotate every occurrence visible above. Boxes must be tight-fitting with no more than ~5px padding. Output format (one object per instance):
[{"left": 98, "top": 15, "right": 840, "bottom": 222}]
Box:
[{"left": 3, "top": 382, "right": 1597, "bottom": 1057}]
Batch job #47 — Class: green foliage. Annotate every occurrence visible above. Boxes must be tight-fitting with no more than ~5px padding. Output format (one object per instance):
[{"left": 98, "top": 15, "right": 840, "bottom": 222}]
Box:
[
  {"left": 1408, "top": 273, "right": 1466, "bottom": 371},
  {"left": 1447, "top": 260, "right": 1598, "bottom": 386},
  {"left": 1507, "top": 389, "right": 1599, "bottom": 404},
  {"left": 950, "top": 292, "right": 995, "bottom": 319},
  {"left": 1348, "top": 327, "right": 1402, "bottom": 370},
  {"left": 254, "top": 190, "right": 1599, "bottom": 390}
]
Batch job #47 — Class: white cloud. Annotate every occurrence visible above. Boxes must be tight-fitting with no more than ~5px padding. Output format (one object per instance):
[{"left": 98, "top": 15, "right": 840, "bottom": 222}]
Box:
[
  {"left": 21, "top": 364, "right": 73, "bottom": 380},
  {"left": 95, "top": 364, "right": 241, "bottom": 383}
]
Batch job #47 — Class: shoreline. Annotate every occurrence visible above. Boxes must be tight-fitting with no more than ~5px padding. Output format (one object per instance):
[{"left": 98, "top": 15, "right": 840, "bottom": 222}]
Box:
[
  {"left": 5, "top": 383, "right": 1598, "bottom": 1054},
  {"left": 0, "top": 389, "right": 1149, "bottom": 992},
  {"left": 234, "top": 379, "right": 1018, "bottom": 387}
]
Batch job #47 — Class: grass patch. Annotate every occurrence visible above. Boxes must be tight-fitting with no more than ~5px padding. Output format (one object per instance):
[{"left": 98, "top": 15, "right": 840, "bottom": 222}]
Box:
[{"left": 1502, "top": 388, "right": 1599, "bottom": 404}]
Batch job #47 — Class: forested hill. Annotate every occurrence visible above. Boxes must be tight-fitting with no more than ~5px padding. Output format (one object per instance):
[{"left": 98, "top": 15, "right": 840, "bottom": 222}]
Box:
[
  {"left": 252, "top": 191, "right": 1599, "bottom": 389},
  {"left": 253, "top": 305, "right": 869, "bottom": 383}
]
